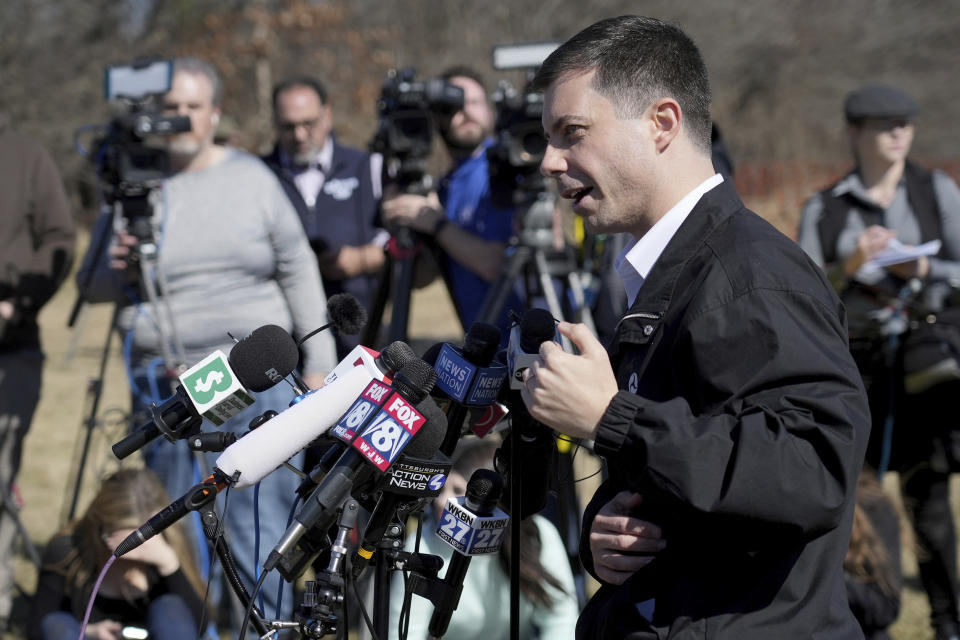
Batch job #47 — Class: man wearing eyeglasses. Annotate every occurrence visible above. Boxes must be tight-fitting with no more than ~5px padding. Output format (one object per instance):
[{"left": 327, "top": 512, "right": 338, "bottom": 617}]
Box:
[{"left": 263, "top": 77, "right": 386, "bottom": 357}]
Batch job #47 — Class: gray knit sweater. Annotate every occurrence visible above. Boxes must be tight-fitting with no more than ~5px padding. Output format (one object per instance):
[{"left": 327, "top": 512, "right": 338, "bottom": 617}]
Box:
[{"left": 78, "top": 148, "right": 337, "bottom": 375}]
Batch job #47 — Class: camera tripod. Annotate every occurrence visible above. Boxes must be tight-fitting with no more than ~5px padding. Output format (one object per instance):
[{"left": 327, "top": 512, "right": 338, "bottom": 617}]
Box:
[
  {"left": 363, "top": 228, "right": 447, "bottom": 348},
  {"left": 362, "top": 210, "right": 464, "bottom": 348},
  {"left": 65, "top": 188, "right": 192, "bottom": 522},
  {"left": 476, "top": 193, "right": 597, "bottom": 341}
]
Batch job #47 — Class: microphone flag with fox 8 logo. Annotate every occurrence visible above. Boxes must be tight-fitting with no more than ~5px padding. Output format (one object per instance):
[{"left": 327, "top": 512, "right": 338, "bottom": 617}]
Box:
[
  {"left": 330, "top": 379, "right": 394, "bottom": 444},
  {"left": 180, "top": 350, "right": 255, "bottom": 426},
  {"left": 331, "top": 378, "right": 427, "bottom": 472},
  {"left": 437, "top": 496, "right": 509, "bottom": 556}
]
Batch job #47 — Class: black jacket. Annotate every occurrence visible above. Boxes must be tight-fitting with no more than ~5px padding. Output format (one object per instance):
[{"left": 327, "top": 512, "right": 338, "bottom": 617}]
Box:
[{"left": 578, "top": 180, "right": 870, "bottom": 639}]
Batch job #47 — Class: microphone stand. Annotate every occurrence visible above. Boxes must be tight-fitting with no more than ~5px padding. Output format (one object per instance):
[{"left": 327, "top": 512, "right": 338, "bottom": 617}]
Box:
[
  {"left": 198, "top": 502, "right": 272, "bottom": 638},
  {"left": 371, "top": 516, "right": 412, "bottom": 638},
  {"left": 293, "top": 500, "right": 359, "bottom": 639},
  {"left": 509, "top": 423, "right": 520, "bottom": 640}
]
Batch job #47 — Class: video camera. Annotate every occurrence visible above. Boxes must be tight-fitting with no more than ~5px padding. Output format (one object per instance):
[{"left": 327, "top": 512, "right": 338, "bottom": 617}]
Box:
[
  {"left": 486, "top": 43, "right": 559, "bottom": 248},
  {"left": 79, "top": 59, "right": 189, "bottom": 239},
  {"left": 369, "top": 67, "right": 464, "bottom": 194},
  {"left": 486, "top": 80, "right": 546, "bottom": 203}
]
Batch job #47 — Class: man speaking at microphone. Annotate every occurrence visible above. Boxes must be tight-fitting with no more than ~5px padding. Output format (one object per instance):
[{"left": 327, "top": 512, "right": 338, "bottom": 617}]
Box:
[{"left": 520, "top": 16, "right": 870, "bottom": 640}]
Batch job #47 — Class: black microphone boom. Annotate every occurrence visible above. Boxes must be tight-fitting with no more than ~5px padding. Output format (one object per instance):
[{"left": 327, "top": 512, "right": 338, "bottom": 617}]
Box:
[
  {"left": 114, "top": 471, "right": 230, "bottom": 557},
  {"left": 297, "top": 293, "right": 368, "bottom": 346},
  {"left": 351, "top": 417, "right": 451, "bottom": 579}
]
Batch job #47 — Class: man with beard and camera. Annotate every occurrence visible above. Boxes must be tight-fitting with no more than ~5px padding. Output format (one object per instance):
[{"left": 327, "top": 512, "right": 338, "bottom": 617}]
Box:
[
  {"left": 262, "top": 77, "right": 387, "bottom": 358},
  {"left": 380, "top": 66, "right": 520, "bottom": 332},
  {"left": 0, "top": 114, "right": 75, "bottom": 631},
  {"left": 520, "top": 16, "right": 870, "bottom": 639},
  {"left": 77, "top": 57, "right": 337, "bottom": 633}
]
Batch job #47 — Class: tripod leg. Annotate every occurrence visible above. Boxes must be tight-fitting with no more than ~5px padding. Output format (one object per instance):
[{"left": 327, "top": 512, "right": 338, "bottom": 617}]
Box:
[
  {"left": 65, "top": 303, "right": 121, "bottom": 523},
  {"left": 138, "top": 249, "right": 185, "bottom": 373},
  {"left": 387, "top": 255, "right": 415, "bottom": 344},
  {"left": 477, "top": 245, "right": 532, "bottom": 326},
  {"left": 363, "top": 253, "right": 394, "bottom": 348},
  {"left": 533, "top": 249, "right": 575, "bottom": 352},
  {"left": 565, "top": 269, "right": 598, "bottom": 336},
  {"left": 0, "top": 484, "right": 40, "bottom": 569}
]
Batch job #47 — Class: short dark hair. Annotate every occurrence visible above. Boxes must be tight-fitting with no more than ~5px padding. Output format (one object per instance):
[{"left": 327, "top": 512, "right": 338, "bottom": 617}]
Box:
[
  {"left": 271, "top": 76, "right": 329, "bottom": 113},
  {"left": 440, "top": 65, "right": 488, "bottom": 96},
  {"left": 532, "top": 15, "right": 712, "bottom": 153}
]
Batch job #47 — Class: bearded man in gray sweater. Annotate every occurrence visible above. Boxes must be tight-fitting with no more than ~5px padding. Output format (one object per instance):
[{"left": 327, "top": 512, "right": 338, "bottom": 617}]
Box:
[{"left": 77, "top": 57, "right": 337, "bottom": 634}]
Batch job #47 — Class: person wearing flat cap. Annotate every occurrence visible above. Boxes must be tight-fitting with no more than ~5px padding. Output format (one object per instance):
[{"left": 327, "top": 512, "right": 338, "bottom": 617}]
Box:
[{"left": 799, "top": 84, "right": 960, "bottom": 640}]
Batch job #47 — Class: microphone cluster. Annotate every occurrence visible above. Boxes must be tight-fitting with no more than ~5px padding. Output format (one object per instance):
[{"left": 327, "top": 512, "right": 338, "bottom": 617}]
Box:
[{"left": 108, "top": 299, "right": 564, "bottom": 638}]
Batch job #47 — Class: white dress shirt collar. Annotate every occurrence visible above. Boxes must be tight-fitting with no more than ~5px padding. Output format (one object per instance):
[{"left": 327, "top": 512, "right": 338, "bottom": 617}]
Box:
[{"left": 615, "top": 173, "right": 724, "bottom": 307}]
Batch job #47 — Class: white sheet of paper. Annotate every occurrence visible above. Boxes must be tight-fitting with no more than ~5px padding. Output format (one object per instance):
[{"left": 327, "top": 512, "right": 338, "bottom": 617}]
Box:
[{"left": 863, "top": 238, "right": 941, "bottom": 268}]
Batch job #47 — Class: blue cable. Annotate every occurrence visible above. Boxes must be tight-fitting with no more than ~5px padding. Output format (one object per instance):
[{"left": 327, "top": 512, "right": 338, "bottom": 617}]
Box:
[
  {"left": 877, "top": 331, "right": 899, "bottom": 479},
  {"left": 877, "top": 283, "right": 914, "bottom": 479},
  {"left": 254, "top": 482, "right": 265, "bottom": 614}
]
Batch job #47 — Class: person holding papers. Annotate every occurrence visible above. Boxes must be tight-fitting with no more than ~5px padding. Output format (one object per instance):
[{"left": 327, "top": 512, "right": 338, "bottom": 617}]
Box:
[{"left": 798, "top": 84, "right": 960, "bottom": 640}]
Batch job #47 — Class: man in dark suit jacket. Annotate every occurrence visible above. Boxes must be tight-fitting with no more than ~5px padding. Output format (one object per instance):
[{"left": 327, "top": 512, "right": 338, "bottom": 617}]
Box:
[
  {"left": 521, "top": 16, "right": 871, "bottom": 639},
  {"left": 262, "top": 77, "right": 386, "bottom": 356}
]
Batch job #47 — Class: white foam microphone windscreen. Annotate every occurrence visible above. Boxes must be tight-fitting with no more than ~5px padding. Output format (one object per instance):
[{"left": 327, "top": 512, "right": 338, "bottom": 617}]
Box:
[{"left": 215, "top": 365, "right": 375, "bottom": 488}]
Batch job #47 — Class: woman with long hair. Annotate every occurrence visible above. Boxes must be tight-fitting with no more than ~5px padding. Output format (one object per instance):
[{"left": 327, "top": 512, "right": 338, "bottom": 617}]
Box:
[
  {"left": 844, "top": 471, "right": 903, "bottom": 640},
  {"left": 28, "top": 468, "right": 207, "bottom": 640},
  {"left": 388, "top": 435, "right": 579, "bottom": 640}
]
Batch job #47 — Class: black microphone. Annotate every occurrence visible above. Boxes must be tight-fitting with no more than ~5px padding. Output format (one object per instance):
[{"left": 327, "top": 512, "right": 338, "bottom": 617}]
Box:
[
  {"left": 264, "top": 360, "right": 445, "bottom": 577},
  {"left": 297, "top": 292, "right": 369, "bottom": 347},
  {"left": 432, "top": 322, "right": 508, "bottom": 456},
  {"left": 230, "top": 323, "right": 302, "bottom": 392},
  {"left": 498, "top": 308, "right": 557, "bottom": 519},
  {"left": 351, "top": 426, "right": 451, "bottom": 579},
  {"left": 114, "top": 470, "right": 231, "bottom": 557},
  {"left": 428, "top": 468, "right": 507, "bottom": 639},
  {"left": 111, "top": 324, "right": 301, "bottom": 460},
  {"left": 375, "top": 340, "right": 418, "bottom": 377}
]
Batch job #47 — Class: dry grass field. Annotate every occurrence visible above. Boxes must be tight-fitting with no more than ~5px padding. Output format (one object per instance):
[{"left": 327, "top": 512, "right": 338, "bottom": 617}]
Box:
[{"left": 2, "top": 230, "right": 946, "bottom": 639}]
